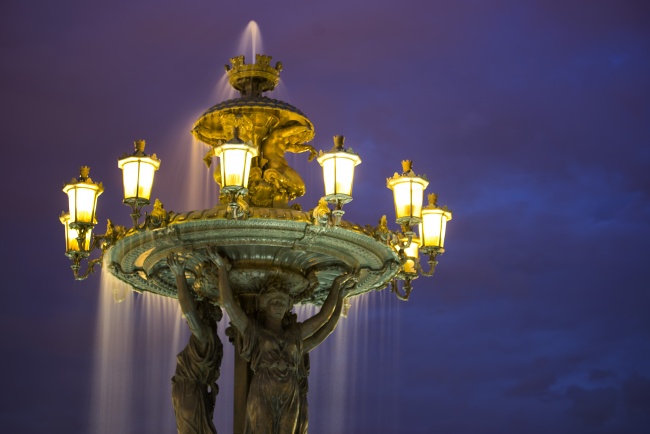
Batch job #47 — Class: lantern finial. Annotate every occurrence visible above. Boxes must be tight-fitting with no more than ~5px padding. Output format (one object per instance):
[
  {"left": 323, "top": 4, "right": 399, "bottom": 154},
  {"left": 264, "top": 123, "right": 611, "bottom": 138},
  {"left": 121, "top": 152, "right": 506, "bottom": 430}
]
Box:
[
  {"left": 79, "top": 166, "right": 90, "bottom": 180},
  {"left": 333, "top": 135, "right": 345, "bottom": 151},
  {"left": 134, "top": 139, "right": 146, "bottom": 154}
]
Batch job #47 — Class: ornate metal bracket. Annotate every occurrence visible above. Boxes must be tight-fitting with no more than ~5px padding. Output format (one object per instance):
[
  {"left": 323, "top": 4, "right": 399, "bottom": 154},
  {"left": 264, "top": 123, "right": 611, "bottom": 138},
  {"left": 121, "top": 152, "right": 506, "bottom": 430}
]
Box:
[
  {"left": 389, "top": 276, "right": 416, "bottom": 301},
  {"left": 66, "top": 231, "right": 107, "bottom": 281},
  {"left": 64, "top": 220, "right": 129, "bottom": 280},
  {"left": 130, "top": 198, "right": 170, "bottom": 230},
  {"left": 225, "top": 191, "right": 251, "bottom": 220}
]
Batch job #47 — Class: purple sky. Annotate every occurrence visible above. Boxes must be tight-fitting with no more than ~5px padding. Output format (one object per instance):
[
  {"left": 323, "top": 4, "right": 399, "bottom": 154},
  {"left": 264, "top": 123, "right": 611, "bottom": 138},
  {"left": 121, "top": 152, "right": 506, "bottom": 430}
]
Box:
[{"left": 2, "top": 0, "right": 649, "bottom": 433}]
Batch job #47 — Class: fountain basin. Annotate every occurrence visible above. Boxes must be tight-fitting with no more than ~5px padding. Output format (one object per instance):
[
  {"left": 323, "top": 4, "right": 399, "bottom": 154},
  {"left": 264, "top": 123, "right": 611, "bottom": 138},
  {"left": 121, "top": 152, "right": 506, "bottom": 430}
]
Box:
[{"left": 107, "top": 205, "right": 399, "bottom": 306}]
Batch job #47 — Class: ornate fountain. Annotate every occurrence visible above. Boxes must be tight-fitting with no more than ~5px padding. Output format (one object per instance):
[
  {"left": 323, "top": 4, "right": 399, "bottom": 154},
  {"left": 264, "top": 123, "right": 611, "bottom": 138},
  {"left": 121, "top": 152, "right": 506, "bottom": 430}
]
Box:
[{"left": 60, "top": 53, "right": 452, "bottom": 433}]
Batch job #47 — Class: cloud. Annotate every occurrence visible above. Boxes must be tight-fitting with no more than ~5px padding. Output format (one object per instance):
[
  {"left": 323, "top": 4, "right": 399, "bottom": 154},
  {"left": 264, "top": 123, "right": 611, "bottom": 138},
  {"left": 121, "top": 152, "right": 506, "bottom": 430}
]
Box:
[
  {"left": 622, "top": 373, "right": 650, "bottom": 417},
  {"left": 565, "top": 385, "right": 618, "bottom": 428},
  {"left": 505, "top": 371, "right": 557, "bottom": 399},
  {"left": 589, "top": 369, "right": 616, "bottom": 382}
]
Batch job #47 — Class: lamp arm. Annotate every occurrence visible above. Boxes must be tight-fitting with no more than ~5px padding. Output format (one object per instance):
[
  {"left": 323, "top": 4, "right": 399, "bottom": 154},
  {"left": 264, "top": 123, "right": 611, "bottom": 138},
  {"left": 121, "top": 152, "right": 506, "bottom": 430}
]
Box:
[
  {"left": 226, "top": 190, "right": 250, "bottom": 220},
  {"left": 68, "top": 228, "right": 117, "bottom": 281},
  {"left": 393, "top": 231, "right": 414, "bottom": 249},
  {"left": 128, "top": 202, "right": 170, "bottom": 231},
  {"left": 390, "top": 278, "right": 413, "bottom": 301},
  {"left": 70, "top": 253, "right": 103, "bottom": 281},
  {"left": 417, "top": 255, "right": 438, "bottom": 277}
]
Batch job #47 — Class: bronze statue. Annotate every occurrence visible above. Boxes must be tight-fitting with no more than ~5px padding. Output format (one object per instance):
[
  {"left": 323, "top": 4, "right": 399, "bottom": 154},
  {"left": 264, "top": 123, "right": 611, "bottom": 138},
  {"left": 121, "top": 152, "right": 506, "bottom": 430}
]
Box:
[
  {"left": 296, "top": 288, "right": 348, "bottom": 434},
  {"left": 168, "top": 254, "right": 224, "bottom": 434},
  {"left": 248, "top": 124, "right": 317, "bottom": 206},
  {"left": 209, "top": 250, "right": 356, "bottom": 434}
]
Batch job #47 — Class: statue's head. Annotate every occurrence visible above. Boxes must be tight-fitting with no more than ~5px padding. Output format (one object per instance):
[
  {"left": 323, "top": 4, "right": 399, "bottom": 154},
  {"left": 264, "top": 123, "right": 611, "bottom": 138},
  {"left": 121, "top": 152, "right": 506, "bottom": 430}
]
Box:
[
  {"left": 258, "top": 277, "right": 292, "bottom": 319},
  {"left": 197, "top": 300, "right": 223, "bottom": 325}
]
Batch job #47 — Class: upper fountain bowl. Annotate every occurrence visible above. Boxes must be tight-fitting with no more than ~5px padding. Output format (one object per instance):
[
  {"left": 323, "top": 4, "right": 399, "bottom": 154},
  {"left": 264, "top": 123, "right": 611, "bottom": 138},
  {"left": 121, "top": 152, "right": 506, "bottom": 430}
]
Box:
[{"left": 226, "top": 54, "right": 282, "bottom": 97}]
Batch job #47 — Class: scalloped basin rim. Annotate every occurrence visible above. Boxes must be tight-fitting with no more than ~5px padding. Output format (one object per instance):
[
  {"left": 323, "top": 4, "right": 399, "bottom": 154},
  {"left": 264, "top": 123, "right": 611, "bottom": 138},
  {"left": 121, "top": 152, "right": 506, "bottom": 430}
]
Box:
[{"left": 107, "top": 209, "right": 399, "bottom": 307}]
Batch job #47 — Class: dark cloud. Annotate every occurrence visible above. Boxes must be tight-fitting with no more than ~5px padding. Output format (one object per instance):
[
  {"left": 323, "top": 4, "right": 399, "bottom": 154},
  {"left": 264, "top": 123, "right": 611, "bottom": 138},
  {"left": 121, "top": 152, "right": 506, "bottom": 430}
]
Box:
[
  {"left": 589, "top": 369, "right": 616, "bottom": 382},
  {"left": 505, "top": 371, "right": 557, "bottom": 399},
  {"left": 622, "top": 373, "right": 650, "bottom": 417},
  {"left": 565, "top": 385, "right": 618, "bottom": 428}
]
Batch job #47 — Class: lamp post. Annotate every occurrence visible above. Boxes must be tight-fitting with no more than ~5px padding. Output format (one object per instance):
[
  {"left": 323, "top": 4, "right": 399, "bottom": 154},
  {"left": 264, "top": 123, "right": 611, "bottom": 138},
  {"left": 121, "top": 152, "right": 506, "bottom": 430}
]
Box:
[{"left": 59, "top": 53, "right": 453, "bottom": 430}]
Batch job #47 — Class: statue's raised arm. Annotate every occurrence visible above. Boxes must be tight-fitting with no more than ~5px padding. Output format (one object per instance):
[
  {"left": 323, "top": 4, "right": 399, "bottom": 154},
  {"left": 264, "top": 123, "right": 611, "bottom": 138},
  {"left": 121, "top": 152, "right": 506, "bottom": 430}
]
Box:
[
  {"left": 207, "top": 249, "right": 249, "bottom": 333},
  {"left": 300, "top": 269, "right": 358, "bottom": 340},
  {"left": 304, "top": 290, "right": 347, "bottom": 352},
  {"left": 167, "top": 253, "right": 222, "bottom": 434},
  {"left": 168, "top": 254, "right": 210, "bottom": 343}
]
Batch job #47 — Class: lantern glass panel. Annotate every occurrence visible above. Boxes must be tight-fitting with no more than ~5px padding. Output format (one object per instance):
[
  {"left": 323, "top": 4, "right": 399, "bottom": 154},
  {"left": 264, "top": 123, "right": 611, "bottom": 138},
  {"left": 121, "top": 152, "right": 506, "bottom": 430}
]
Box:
[
  {"left": 392, "top": 179, "right": 426, "bottom": 221},
  {"left": 420, "top": 208, "right": 452, "bottom": 248},
  {"left": 61, "top": 213, "right": 92, "bottom": 252},
  {"left": 119, "top": 158, "right": 158, "bottom": 202},
  {"left": 219, "top": 145, "right": 255, "bottom": 189},
  {"left": 68, "top": 224, "right": 92, "bottom": 252},
  {"left": 321, "top": 154, "right": 358, "bottom": 198},
  {"left": 67, "top": 185, "right": 99, "bottom": 224}
]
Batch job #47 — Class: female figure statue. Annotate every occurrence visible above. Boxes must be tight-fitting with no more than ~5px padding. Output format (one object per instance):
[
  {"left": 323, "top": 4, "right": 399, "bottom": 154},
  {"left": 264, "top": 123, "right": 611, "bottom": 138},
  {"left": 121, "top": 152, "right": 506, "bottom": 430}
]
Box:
[
  {"left": 296, "top": 289, "right": 348, "bottom": 434},
  {"left": 168, "top": 254, "right": 223, "bottom": 434},
  {"left": 210, "top": 251, "right": 356, "bottom": 434}
]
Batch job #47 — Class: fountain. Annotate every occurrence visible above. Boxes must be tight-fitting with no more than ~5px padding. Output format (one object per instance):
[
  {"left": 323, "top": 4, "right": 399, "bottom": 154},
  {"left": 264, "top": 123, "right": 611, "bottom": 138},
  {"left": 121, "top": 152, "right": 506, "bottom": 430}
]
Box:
[{"left": 61, "top": 24, "right": 452, "bottom": 434}]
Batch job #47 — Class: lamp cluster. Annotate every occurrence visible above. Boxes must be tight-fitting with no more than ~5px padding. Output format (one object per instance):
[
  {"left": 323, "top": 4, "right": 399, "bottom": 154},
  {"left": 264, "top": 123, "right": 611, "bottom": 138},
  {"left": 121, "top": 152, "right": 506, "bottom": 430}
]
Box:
[
  {"left": 60, "top": 140, "right": 160, "bottom": 280},
  {"left": 385, "top": 160, "right": 452, "bottom": 300},
  {"left": 61, "top": 134, "right": 451, "bottom": 299}
]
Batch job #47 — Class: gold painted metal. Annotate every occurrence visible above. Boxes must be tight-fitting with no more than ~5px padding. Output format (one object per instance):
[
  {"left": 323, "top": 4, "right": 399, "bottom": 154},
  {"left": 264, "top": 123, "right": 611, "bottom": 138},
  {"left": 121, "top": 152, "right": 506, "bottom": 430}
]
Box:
[
  {"left": 192, "top": 55, "right": 316, "bottom": 208},
  {"left": 226, "top": 54, "right": 282, "bottom": 97}
]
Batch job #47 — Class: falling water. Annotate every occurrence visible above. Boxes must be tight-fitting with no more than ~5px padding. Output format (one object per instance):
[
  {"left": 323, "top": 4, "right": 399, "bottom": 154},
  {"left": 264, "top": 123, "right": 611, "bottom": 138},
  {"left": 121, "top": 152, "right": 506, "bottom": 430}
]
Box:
[
  {"left": 184, "top": 136, "right": 220, "bottom": 210},
  {"left": 90, "top": 270, "right": 189, "bottom": 434},
  {"left": 90, "top": 269, "right": 239, "bottom": 433},
  {"left": 212, "top": 72, "right": 237, "bottom": 103},
  {"left": 89, "top": 272, "right": 134, "bottom": 434},
  {"left": 296, "top": 291, "right": 401, "bottom": 433}
]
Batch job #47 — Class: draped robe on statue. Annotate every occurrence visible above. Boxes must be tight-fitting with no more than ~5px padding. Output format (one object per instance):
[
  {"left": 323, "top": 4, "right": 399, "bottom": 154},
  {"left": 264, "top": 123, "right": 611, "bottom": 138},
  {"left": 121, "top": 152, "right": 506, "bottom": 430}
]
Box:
[
  {"left": 172, "top": 331, "right": 223, "bottom": 434},
  {"left": 240, "top": 319, "right": 307, "bottom": 434}
]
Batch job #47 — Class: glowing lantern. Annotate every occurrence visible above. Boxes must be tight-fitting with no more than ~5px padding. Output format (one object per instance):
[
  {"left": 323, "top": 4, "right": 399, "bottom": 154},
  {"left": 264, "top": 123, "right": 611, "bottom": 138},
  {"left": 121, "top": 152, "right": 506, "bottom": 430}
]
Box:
[
  {"left": 386, "top": 160, "right": 429, "bottom": 227},
  {"left": 214, "top": 132, "right": 257, "bottom": 194},
  {"left": 317, "top": 135, "right": 362, "bottom": 205},
  {"left": 419, "top": 193, "right": 452, "bottom": 252},
  {"left": 118, "top": 140, "right": 160, "bottom": 208},
  {"left": 62, "top": 166, "right": 103, "bottom": 229}
]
